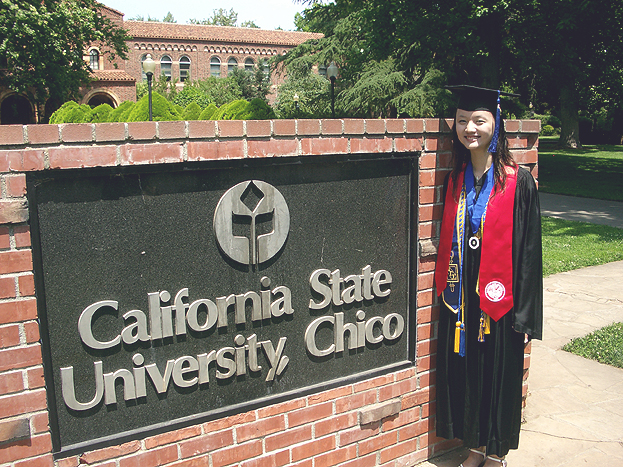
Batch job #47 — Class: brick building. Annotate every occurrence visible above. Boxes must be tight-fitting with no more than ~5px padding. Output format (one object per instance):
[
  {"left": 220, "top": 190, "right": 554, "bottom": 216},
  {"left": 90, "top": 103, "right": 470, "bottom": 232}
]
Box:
[{"left": 0, "top": 6, "right": 321, "bottom": 124}]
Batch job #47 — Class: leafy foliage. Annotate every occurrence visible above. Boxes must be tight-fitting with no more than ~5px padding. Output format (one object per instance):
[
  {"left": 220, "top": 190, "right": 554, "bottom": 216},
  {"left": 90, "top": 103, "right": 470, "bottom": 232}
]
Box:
[
  {"left": 88, "top": 103, "right": 113, "bottom": 123},
  {"left": 126, "top": 93, "right": 181, "bottom": 122},
  {"left": 212, "top": 100, "right": 250, "bottom": 120},
  {"left": 0, "top": 0, "right": 129, "bottom": 110},
  {"left": 228, "top": 66, "right": 271, "bottom": 102},
  {"left": 198, "top": 104, "right": 218, "bottom": 120},
  {"left": 189, "top": 8, "right": 238, "bottom": 26},
  {"left": 274, "top": 69, "right": 331, "bottom": 119},
  {"left": 240, "top": 98, "right": 276, "bottom": 120},
  {"left": 183, "top": 102, "right": 202, "bottom": 120}
]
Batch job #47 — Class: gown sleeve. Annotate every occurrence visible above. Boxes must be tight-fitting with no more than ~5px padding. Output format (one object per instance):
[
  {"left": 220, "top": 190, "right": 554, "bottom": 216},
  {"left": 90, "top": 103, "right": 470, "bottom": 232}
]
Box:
[{"left": 511, "top": 167, "right": 543, "bottom": 340}]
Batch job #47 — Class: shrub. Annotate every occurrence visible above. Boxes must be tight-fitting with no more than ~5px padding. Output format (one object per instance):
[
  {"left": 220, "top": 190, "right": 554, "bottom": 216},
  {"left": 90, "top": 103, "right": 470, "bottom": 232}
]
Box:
[
  {"left": 183, "top": 102, "right": 203, "bottom": 120},
  {"left": 212, "top": 99, "right": 249, "bottom": 120},
  {"left": 174, "top": 85, "right": 212, "bottom": 109},
  {"left": 108, "top": 101, "right": 135, "bottom": 122},
  {"left": 126, "top": 93, "right": 181, "bottom": 122},
  {"left": 88, "top": 104, "right": 113, "bottom": 123},
  {"left": 240, "top": 98, "right": 276, "bottom": 120},
  {"left": 49, "top": 101, "right": 91, "bottom": 124},
  {"left": 198, "top": 103, "right": 218, "bottom": 120},
  {"left": 541, "top": 124, "right": 556, "bottom": 136}
]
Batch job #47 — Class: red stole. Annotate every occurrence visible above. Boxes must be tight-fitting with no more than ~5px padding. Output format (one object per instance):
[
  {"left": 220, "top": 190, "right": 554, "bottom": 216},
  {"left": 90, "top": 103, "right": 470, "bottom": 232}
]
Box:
[{"left": 435, "top": 166, "right": 517, "bottom": 322}]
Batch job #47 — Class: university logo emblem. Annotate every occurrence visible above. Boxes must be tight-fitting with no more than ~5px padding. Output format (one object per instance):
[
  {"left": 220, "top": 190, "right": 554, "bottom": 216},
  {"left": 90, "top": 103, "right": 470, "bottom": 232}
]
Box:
[
  {"left": 214, "top": 180, "right": 290, "bottom": 265},
  {"left": 484, "top": 280, "right": 506, "bottom": 303}
]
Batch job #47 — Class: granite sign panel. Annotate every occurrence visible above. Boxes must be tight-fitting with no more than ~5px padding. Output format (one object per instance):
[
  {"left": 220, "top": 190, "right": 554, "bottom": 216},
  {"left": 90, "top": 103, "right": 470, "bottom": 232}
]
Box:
[{"left": 28, "top": 154, "right": 417, "bottom": 454}]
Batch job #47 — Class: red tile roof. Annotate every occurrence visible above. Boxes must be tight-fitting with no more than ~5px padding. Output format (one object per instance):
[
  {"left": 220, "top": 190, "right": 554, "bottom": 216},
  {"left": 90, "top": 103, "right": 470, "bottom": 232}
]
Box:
[
  {"left": 91, "top": 70, "right": 136, "bottom": 82},
  {"left": 125, "top": 21, "right": 322, "bottom": 47}
]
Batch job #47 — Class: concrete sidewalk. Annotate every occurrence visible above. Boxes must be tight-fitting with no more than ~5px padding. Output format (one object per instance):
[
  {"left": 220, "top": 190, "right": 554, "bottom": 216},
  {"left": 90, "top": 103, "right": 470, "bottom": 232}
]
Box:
[
  {"left": 539, "top": 192, "right": 623, "bottom": 229},
  {"left": 418, "top": 260, "right": 623, "bottom": 467}
]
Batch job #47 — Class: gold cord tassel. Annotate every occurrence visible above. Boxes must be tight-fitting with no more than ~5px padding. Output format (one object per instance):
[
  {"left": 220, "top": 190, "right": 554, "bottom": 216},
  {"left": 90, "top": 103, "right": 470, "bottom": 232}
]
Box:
[
  {"left": 455, "top": 321, "right": 462, "bottom": 353},
  {"left": 478, "top": 313, "right": 491, "bottom": 342}
]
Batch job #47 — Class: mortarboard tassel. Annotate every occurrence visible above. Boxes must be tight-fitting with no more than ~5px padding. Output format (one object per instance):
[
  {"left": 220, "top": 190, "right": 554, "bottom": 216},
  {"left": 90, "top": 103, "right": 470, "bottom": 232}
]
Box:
[{"left": 487, "top": 90, "right": 502, "bottom": 153}]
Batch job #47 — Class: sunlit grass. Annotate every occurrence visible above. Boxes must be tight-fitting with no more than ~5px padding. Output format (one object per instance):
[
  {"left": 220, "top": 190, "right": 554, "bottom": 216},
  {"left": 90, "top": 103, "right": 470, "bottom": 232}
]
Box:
[{"left": 563, "top": 323, "right": 623, "bottom": 369}]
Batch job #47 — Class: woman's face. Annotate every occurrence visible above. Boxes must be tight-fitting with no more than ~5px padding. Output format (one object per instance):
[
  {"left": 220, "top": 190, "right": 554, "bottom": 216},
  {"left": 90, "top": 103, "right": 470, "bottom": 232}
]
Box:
[{"left": 455, "top": 108, "right": 495, "bottom": 153}]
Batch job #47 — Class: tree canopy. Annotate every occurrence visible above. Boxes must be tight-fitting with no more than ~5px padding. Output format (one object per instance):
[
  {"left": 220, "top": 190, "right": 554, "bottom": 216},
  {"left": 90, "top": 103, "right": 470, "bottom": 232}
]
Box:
[{"left": 0, "top": 0, "right": 129, "bottom": 109}]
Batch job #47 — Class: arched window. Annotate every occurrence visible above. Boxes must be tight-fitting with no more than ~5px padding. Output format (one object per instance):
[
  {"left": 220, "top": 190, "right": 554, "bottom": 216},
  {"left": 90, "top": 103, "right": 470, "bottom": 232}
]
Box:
[
  {"left": 227, "top": 58, "right": 238, "bottom": 75},
  {"left": 89, "top": 49, "right": 99, "bottom": 70},
  {"left": 244, "top": 58, "right": 254, "bottom": 72},
  {"left": 260, "top": 59, "right": 270, "bottom": 77},
  {"left": 160, "top": 55, "right": 172, "bottom": 81},
  {"left": 180, "top": 56, "right": 191, "bottom": 82},
  {"left": 210, "top": 57, "right": 221, "bottom": 78}
]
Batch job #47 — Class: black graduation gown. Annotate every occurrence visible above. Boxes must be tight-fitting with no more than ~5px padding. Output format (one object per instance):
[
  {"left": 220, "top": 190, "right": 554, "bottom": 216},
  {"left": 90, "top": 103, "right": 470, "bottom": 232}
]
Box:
[{"left": 436, "top": 166, "right": 543, "bottom": 457}]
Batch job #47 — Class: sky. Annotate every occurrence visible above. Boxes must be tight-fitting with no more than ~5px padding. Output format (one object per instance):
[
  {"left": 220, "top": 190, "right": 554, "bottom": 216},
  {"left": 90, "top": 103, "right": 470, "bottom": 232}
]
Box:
[{"left": 101, "top": 0, "right": 308, "bottom": 31}]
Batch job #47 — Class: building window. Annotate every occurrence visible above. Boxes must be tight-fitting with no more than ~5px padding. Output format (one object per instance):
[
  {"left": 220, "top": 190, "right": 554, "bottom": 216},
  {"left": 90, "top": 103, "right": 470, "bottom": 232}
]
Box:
[
  {"left": 260, "top": 59, "right": 270, "bottom": 76},
  {"left": 227, "top": 58, "right": 238, "bottom": 75},
  {"left": 210, "top": 57, "right": 221, "bottom": 78},
  {"left": 160, "top": 55, "right": 172, "bottom": 81},
  {"left": 89, "top": 49, "right": 99, "bottom": 70},
  {"left": 180, "top": 56, "right": 190, "bottom": 82},
  {"left": 244, "top": 58, "right": 254, "bottom": 72}
]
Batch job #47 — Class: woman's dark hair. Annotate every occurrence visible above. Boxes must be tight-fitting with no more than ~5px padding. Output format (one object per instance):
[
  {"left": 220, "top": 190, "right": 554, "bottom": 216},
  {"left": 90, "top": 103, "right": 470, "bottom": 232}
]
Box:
[{"left": 450, "top": 115, "right": 516, "bottom": 198}]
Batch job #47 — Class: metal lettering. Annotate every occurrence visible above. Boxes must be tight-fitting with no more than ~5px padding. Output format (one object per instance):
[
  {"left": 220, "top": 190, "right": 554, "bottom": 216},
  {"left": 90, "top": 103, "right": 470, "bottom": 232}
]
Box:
[
  {"left": 172, "top": 356, "right": 199, "bottom": 388},
  {"left": 61, "top": 361, "right": 104, "bottom": 411},
  {"left": 334, "top": 312, "right": 358, "bottom": 353},
  {"left": 121, "top": 309, "right": 150, "bottom": 345},
  {"left": 261, "top": 337, "right": 288, "bottom": 382},
  {"left": 308, "top": 269, "right": 331, "bottom": 310},
  {"left": 186, "top": 299, "right": 217, "bottom": 332},
  {"left": 365, "top": 316, "right": 384, "bottom": 344},
  {"left": 145, "top": 359, "right": 175, "bottom": 393},
  {"left": 216, "top": 347, "right": 236, "bottom": 379},
  {"left": 382, "top": 313, "right": 405, "bottom": 340},
  {"left": 271, "top": 286, "right": 293, "bottom": 317},
  {"left": 78, "top": 300, "right": 121, "bottom": 350},
  {"left": 372, "top": 270, "right": 392, "bottom": 297},
  {"left": 305, "top": 316, "right": 335, "bottom": 357},
  {"left": 103, "top": 369, "right": 136, "bottom": 405}
]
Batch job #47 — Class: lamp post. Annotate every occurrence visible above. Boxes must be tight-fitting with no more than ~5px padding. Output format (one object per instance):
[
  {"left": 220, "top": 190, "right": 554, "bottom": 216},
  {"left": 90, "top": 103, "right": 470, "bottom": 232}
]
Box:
[
  {"left": 327, "top": 61, "right": 338, "bottom": 119},
  {"left": 142, "top": 54, "right": 156, "bottom": 121},
  {"left": 293, "top": 93, "right": 299, "bottom": 117}
]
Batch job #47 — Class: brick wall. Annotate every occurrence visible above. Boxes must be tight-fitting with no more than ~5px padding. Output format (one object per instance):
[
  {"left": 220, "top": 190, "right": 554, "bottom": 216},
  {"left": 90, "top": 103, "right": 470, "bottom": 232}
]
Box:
[{"left": 0, "top": 118, "right": 539, "bottom": 467}]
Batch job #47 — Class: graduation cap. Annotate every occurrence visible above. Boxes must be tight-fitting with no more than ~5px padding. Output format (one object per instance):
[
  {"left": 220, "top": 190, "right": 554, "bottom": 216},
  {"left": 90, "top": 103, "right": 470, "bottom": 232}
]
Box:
[{"left": 446, "top": 85, "right": 520, "bottom": 152}]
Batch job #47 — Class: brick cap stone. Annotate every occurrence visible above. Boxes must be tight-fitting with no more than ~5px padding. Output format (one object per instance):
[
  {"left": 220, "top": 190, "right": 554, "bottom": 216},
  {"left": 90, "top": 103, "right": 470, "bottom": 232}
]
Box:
[
  {"left": 0, "top": 418, "right": 30, "bottom": 446},
  {"left": 0, "top": 200, "right": 28, "bottom": 224},
  {"left": 359, "top": 398, "right": 401, "bottom": 425},
  {"left": 419, "top": 239, "right": 438, "bottom": 257}
]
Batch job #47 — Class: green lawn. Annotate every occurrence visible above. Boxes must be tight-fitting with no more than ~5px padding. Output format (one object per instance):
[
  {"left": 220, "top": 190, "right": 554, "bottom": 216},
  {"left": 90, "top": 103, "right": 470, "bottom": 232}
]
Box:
[
  {"left": 562, "top": 323, "right": 623, "bottom": 369},
  {"left": 537, "top": 139, "right": 623, "bottom": 201}
]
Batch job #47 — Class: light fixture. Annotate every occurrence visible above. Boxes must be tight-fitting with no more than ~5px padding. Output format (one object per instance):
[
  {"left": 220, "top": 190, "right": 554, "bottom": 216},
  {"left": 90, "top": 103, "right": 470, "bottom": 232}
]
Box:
[
  {"left": 326, "top": 61, "right": 338, "bottom": 119},
  {"left": 142, "top": 54, "right": 156, "bottom": 121}
]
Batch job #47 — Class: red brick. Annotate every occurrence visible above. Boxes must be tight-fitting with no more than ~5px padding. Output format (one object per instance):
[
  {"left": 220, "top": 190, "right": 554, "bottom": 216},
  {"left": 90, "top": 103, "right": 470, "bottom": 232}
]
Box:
[
  {"left": 394, "top": 136, "right": 423, "bottom": 153},
  {"left": 273, "top": 120, "right": 295, "bottom": 136},
  {"left": 353, "top": 374, "right": 394, "bottom": 393},
  {"left": 418, "top": 221, "right": 435, "bottom": 240},
  {"left": 336, "top": 453, "right": 377, "bottom": 467},
  {"left": 13, "top": 226, "right": 31, "bottom": 248},
  {"left": 27, "top": 367, "right": 45, "bottom": 389},
  {"left": 0, "top": 433, "right": 52, "bottom": 464},
  {"left": 508, "top": 136, "right": 528, "bottom": 149},
  {"left": 291, "top": 436, "right": 335, "bottom": 462},
  {"left": 0, "top": 250, "right": 32, "bottom": 274},
  {"left": 24, "top": 321, "right": 40, "bottom": 344},
  {"left": 386, "top": 119, "right": 405, "bottom": 134},
  {"left": 0, "top": 324, "right": 20, "bottom": 347},
  {"left": 382, "top": 406, "right": 420, "bottom": 431},
  {"left": 158, "top": 121, "right": 186, "bottom": 139},
  {"left": 246, "top": 120, "right": 272, "bottom": 137},
  {"left": 289, "top": 460, "right": 313, "bottom": 467},
  {"left": 212, "top": 440, "right": 262, "bottom": 467},
  {"left": 379, "top": 378, "right": 417, "bottom": 402},
  {"left": 145, "top": 425, "right": 201, "bottom": 449},
  {"left": 248, "top": 139, "right": 297, "bottom": 158},
  {"left": 308, "top": 385, "right": 352, "bottom": 405},
  {"left": 167, "top": 454, "right": 210, "bottom": 467},
  {"left": 0, "top": 371, "right": 24, "bottom": 395},
  {"left": 203, "top": 411, "right": 256, "bottom": 433},
  {"left": 335, "top": 389, "right": 376, "bottom": 413},
  {"left": 315, "top": 412, "right": 357, "bottom": 438},
  {"left": 95, "top": 122, "right": 126, "bottom": 142},
  {"left": 56, "top": 456, "right": 79, "bottom": 467},
  {"left": 80, "top": 441, "right": 141, "bottom": 464},
  {"left": 265, "top": 425, "right": 311, "bottom": 452},
  {"left": 417, "top": 323, "right": 434, "bottom": 342},
  {"left": 30, "top": 412, "right": 49, "bottom": 434},
  {"left": 0, "top": 277, "right": 16, "bottom": 299},
  {"left": 419, "top": 187, "right": 436, "bottom": 205},
  {"left": 49, "top": 146, "right": 116, "bottom": 170},
  {"left": 504, "top": 120, "right": 520, "bottom": 133},
  {"left": 127, "top": 122, "right": 157, "bottom": 141},
  {"left": 359, "top": 431, "right": 397, "bottom": 456},
  {"left": 0, "top": 344, "right": 42, "bottom": 372},
  {"left": 406, "top": 119, "right": 424, "bottom": 134},
  {"left": 418, "top": 272, "right": 434, "bottom": 291},
  {"left": 339, "top": 424, "right": 379, "bottom": 446},
  {"left": 6, "top": 174, "right": 27, "bottom": 197},
  {"left": 121, "top": 143, "right": 183, "bottom": 165},
  {"left": 0, "top": 150, "right": 45, "bottom": 172},
  {"left": 416, "top": 354, "right": 436, "bottom": 373},
  {"left": 187, "top": 140, "right": 244, "bottom": 161},
  {"left": 380, "top": 438, "right": 419, "bottom": 464},
  {"left": 118, "top": 444, "right": 177, "bottom": 467},
  {"left": 522, "top": 120, "right": 541, "bottom": 133},
  {"left": 512, "top": 149, "right": 538, "bottom": 165},
  {"left": 0, "top": 227, "right": 9, "bottom": 250},
  {"left": 217, "top": 120, "right": 244, "bottom": 137},
  {"left": 60, "top": 123, "right": 93, "bottom": 143},
  {"left": 0, "top": 299, "right": 37, "bottom": 325},
  {"left": 438, "top": 151, "right": 453, "bottom": 168},
  {"left": 365, "top": 119, "right": 385, "bottom": 134},
  {"left": 315, "top": 444, "right": 357, "bottom": 467},
  {"left": 236, "top": 415, "right": 286, "bottom": 442},
  {"left": 297, "top": 119, "right": 320, "bottom": 136},
  {"left": 258, "top": 398, "right": 305, "bottom": 418},
  {"left": 15, "top": 453, "right": 54, "bottom": 467},
  {"left": 343, "top": 119, "right": 364, "bottom": 135},
  {"left": 395, "top": 367, "right": 416, "bottom": 382},
  {"left": 417, "top": 289, "right": 434, "bottom": 308},
  {"left": 417, "top": 339, "right": 437, "bottom": 358},
  {"left": 301, "top": 137, "right": 348, "bottom": 156},
  {"left": 419, "top": 153, "right": 436, "bottom": 169},
  {"left": 188, "top": 120, "right": 217, "bottom": 139},
  {"left": 0, "top": 199, "right": 28, "bottom": 224},
  {"left": 350, "top": 136, "right": 393, "bottom": 154},
  {"left": 425, "top": 119, "right": 441, "bottom": 133},
  {"left": 27, "top": 125, "right": 59, "bottom": 145},
  {"left": 0, "top": 388, "right": 47, "bottom": 418},
  {"left": 0, "top": 125, "right": 25, "bottom": 145},
  {"left": 321, "top": 119, "right": 342, "bottom": 135},
  {"left": 241, "top": 449, "right": 289, "bottom": 467},
  {"left": 18, "top": 274, "right": 35, "bottom": 297},
  {"left": 288, "top": 401, "right": 333, "bottom": 427},
  {"left": 180, "top": 429, "right": 233, "bottom": 458},
  {"left": 527, "top": 133, "right": 539, "bottom": 148},
  {"left": 441, "top": 118, "right": 454, "bottom": 133}
]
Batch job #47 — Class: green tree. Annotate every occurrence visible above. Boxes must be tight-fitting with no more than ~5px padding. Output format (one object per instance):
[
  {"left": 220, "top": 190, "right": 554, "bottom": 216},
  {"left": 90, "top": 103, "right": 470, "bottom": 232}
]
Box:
[
  {"left": 162, "top": 12, "right": 176, "bottom": 23},
  {"left": 228, "top": 66, "right": 271, "bottom": 102},
  {"left": 240, "top": 20, "right": 260, "bottom": 28},
  {"left": 0, "top": 0, "right": 129, "bottom": 117},
  {"left": 189, "top": 8, "right": 238, "bottom": 26}
]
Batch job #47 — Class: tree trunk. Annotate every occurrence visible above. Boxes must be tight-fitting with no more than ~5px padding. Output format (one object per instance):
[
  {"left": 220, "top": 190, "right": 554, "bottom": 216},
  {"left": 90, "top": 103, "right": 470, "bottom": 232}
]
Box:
[{"left": 559, "top": 82, "right": 581, "bottom": 148}]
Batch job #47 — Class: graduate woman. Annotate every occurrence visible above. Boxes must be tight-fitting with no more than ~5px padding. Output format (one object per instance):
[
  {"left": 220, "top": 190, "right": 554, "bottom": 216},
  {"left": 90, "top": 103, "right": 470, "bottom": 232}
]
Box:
[{"left": 434, "top": 86, "right": 543, "bottom": 467}]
